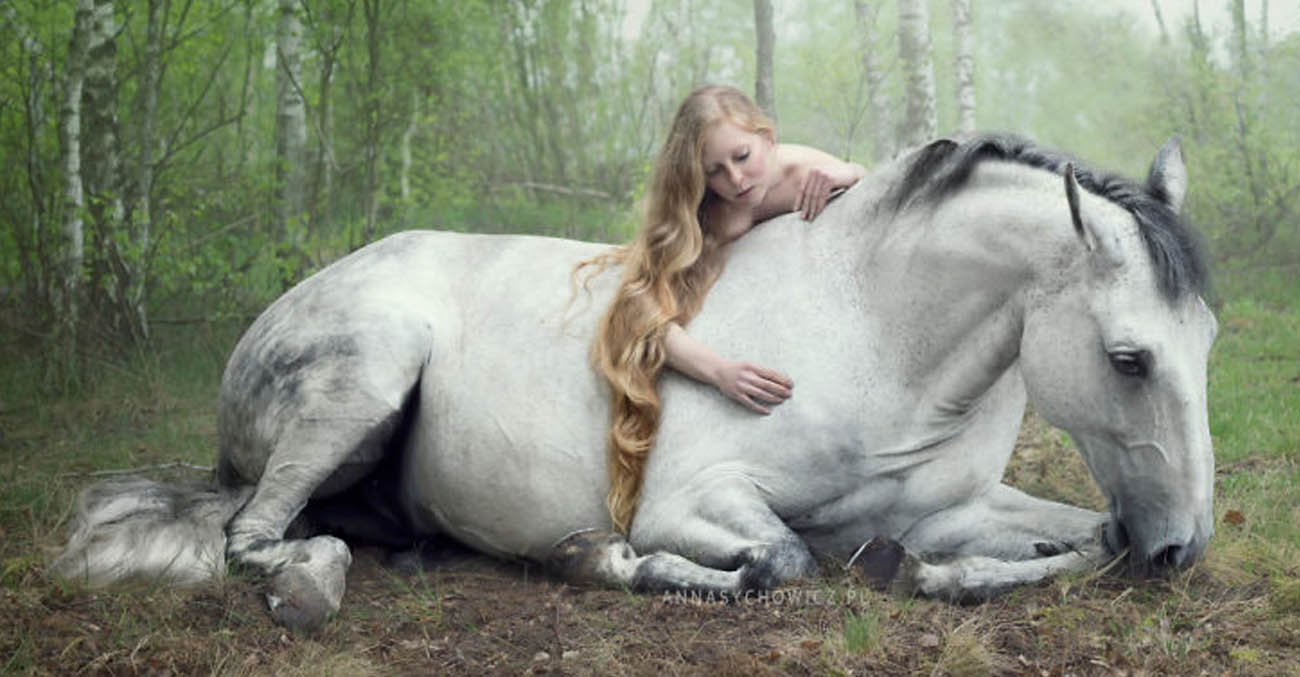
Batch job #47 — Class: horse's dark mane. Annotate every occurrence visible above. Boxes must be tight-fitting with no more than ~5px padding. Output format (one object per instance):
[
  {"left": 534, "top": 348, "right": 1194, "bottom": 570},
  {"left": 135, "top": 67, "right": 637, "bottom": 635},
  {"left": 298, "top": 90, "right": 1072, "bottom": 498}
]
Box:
[{"left": 887, "top": 133, "right": 1210, "bottom": 300}]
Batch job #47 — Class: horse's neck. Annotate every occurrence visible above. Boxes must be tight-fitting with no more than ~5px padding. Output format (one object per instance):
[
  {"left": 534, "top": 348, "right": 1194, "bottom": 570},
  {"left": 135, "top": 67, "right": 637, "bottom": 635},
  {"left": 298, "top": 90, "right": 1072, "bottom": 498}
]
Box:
[{"left": 832, "top": 162, "right": 1075, "bottom": 418}]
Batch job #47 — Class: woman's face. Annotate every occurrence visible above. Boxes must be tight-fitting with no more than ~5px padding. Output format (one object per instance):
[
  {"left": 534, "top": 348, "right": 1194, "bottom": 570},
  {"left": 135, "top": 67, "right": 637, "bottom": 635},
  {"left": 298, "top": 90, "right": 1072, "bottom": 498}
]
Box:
[{"left": 700, "top": 120, "right": 772, "bottom": 206}]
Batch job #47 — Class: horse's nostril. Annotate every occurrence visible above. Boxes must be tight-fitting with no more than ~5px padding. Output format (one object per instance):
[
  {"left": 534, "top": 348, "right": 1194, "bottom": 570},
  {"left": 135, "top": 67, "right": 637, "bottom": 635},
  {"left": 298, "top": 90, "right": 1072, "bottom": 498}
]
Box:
[{"left": 1151, "top": 544, "right": 1188, "bottom": 570}]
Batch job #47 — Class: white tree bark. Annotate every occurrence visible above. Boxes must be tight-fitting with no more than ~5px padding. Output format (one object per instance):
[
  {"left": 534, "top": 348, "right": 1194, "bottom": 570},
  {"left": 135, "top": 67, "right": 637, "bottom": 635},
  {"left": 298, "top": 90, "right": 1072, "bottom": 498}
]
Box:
[
  {"left": 753, "top": 0, "right": 775, "bottom": 121},
  {"left": 59, "top": 0, "right": 92, "bottom": 327},
  {"left": 129, "top": 0, "right": 162, "bottom": 323},
  {"left": 361, "top": 0, "right": 382, "bottom": 241},
  {"left": 897, "top": 0, "right": 937, "bottom": 149},
  {"left": 952, "top": 0, "right": 976, "bottom": 136},
  {"left": 83, "top": 0, "right": 147, "bottom": 343},
  {"left": 400, "top": 91, "right": 419, "bottom": 204},
  {"left": 854, "top": 1, "right": 892, "bottom": 162},
  {"left": 275, "top": 0, "right": 308, "bottom": 237},
  {"left": 83, "top": 0, "right": 124, "bottom": 225}
]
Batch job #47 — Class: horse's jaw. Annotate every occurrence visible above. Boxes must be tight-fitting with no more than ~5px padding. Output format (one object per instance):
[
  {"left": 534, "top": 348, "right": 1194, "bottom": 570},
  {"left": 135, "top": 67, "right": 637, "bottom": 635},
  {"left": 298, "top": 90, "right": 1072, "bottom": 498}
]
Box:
[{"left": 1062, "top": 412, "right": 1215, "bottom": 574}]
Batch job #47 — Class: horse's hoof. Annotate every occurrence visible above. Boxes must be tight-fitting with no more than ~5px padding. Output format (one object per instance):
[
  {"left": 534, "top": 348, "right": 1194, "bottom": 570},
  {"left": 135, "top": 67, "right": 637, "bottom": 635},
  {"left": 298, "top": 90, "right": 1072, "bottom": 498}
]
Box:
[
  {"left": 265, "top": 536, "right": 351, "bottom": 635},
  {"left": 850, "top": 537, "right": 907, "bottom": 590},
  {"left": 546, "top": 529, "right": 632, "bottom": 585}
]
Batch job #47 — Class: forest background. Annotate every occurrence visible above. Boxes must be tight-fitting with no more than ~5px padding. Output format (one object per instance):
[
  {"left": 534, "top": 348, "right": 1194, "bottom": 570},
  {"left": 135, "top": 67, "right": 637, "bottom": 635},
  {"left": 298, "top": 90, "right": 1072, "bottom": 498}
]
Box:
[{"left": 2, "top": 0, "right": 1297, "bottom": 382}]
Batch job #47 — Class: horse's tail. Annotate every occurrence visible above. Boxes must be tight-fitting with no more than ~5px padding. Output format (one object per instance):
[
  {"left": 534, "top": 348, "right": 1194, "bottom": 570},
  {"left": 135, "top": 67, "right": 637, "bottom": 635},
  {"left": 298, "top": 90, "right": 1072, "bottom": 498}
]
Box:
[{"left": 51, "top": 477, "right": 254, "bottom": 587}]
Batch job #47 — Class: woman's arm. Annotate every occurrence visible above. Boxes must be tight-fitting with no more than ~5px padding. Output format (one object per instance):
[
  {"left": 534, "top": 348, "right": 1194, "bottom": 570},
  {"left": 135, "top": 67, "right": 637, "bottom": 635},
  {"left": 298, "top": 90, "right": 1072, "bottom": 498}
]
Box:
[
  {"left": 664, "top": 322, "right": 793, "bottom": 414},
  {"left": 782, "top": 144, "right": 868, "bottom": 221}
]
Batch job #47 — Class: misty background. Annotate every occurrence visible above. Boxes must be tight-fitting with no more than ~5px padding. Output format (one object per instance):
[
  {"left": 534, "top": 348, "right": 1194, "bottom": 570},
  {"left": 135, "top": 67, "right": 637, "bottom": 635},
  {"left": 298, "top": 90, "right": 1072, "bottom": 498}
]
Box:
[{"left": 2, "top": 0, "right": 1297, "bottom": 387}]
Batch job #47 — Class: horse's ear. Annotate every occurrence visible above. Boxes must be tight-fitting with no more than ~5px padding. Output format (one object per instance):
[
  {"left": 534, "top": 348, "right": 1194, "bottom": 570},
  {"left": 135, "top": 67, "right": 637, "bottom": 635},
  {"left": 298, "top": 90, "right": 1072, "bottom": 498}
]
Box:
[
  {"left": 1063, "top": 163, "right": 1095, "bottom": 252},
  {"left": 1146, "top": 137, "right": 1187, "bottom": 214}
]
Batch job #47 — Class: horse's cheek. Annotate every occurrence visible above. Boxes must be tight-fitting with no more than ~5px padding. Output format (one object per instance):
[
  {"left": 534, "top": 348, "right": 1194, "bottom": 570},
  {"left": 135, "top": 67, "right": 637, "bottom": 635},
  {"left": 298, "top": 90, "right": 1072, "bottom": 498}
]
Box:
[{"left": 1019, "top": 315, "right": 1087, "bottom": 429}]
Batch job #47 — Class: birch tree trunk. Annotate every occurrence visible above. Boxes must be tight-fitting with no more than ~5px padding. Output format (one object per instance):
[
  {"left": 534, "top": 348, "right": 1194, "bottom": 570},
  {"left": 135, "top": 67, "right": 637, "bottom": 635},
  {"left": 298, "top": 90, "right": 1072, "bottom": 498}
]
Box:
[
  {"left": 854, "top": 1, "right": 893, "bottom": 163},
  {"left": 897, "top": 0, "right": 937, "bottom": 149},
  {"left": 951, "top": 0, "right": 976, "bottom": 135},
  {"left": 753, "top": 0, "right": 776, "bottom": 121},
  {"left": 1230, "top": 0, "right": 1250, "bottom": 79},
  {"left": 57, "top": 0, "right": 92, "bottom": 352},
  {"left": 361, "top": 0, "right": 382, "bottom": 242},
  {"left": 128, "top": 0, "right": 162, "bottom": 327},
  {"left": 1149, "top": 0, "right": 1170, "bottom": 45},
  {"left": 308, "top": 16, "right": 345, "bottom": 230},
  {"left": 237, "top": 0, "right": 258, "bottom": 173},
  {"left": 275, "top": 0, "right": 308, "bottom": 239},
  {"left": 400, "top": 91, "right": 419, "bottom": 205},
  {"left": 83, "top": 0, "right": 147, "bottom": 345},
  {"left": 10, "top": 3, "right": 53, "bottom": 306}
]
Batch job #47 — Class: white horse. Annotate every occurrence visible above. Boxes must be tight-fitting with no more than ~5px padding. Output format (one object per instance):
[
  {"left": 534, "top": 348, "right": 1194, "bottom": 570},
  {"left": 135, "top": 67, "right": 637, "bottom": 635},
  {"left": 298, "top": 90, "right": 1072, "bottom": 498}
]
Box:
[{"left": 54, "top": 135, "right": 1217, "bottom": 634}]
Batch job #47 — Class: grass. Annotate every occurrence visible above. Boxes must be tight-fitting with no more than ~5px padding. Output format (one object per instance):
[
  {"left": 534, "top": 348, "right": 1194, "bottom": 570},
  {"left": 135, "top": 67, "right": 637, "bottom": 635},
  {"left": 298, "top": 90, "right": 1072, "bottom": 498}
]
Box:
[
  {"left": 841, "top": 608, "right": 882, "bottom": 655},
  {"left": 1, "top": 270, "right": 1298, "bottom": 673}
]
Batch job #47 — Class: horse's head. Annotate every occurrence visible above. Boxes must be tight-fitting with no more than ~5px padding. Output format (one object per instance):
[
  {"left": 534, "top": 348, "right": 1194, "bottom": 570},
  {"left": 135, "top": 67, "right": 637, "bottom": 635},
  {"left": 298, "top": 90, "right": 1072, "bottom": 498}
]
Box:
[{"left": 1018, "top": 139, "right": 1217, "bottom": 573}]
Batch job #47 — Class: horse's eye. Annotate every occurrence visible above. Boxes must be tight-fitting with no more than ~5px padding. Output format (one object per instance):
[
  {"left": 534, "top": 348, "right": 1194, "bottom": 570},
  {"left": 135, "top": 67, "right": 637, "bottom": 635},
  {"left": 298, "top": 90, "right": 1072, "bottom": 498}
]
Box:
[{"left": 1109, "top": 350, "right": 1150, "bottom": 378}]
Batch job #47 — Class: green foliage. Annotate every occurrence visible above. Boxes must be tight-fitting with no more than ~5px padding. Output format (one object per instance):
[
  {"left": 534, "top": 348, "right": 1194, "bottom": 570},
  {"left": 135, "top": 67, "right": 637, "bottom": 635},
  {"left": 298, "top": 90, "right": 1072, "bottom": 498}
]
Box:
[{"left": 1, "top": 1, "right": 1298, "bottom": 386}]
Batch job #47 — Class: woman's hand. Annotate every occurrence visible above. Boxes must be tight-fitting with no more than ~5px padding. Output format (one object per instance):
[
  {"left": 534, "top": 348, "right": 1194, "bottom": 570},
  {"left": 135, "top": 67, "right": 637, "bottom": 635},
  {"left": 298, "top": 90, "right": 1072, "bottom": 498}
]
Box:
[
  {"left": 781, "top": 145, "right": 869, "bottom": 222},
  {"left": 794, "top": 167, "right": 836, "bottom": 221},
  {"left": 713, "top": 360, "right": 794, "bottom": 415},
  {"left": 663, "top": 323, "right": 793, "bottom": 415}
]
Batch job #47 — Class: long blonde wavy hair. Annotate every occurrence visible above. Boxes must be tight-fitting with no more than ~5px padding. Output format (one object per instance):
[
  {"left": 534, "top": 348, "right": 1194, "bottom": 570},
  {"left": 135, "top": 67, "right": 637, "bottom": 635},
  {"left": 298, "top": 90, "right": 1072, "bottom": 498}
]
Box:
[{"left": 579, "top": 85, "right": 775, "bottom": 533}]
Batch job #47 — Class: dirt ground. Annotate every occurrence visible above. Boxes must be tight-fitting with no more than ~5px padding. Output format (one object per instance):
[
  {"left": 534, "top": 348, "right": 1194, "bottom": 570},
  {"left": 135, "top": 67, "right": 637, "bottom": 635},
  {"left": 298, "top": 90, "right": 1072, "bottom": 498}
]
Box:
[
  {"left": 4, "top": 416, "right": 1297, "bottom": 675},
  {"left": 7, "top": 537, "right": 1285, "bottom": 676}
]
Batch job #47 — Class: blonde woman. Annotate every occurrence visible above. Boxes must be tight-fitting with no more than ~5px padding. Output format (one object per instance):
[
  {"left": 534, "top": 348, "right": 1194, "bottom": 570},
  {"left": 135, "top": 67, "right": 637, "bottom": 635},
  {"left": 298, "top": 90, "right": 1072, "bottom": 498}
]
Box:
[{"left": 588, "top": 85, "right": 867, "bottom": 532}]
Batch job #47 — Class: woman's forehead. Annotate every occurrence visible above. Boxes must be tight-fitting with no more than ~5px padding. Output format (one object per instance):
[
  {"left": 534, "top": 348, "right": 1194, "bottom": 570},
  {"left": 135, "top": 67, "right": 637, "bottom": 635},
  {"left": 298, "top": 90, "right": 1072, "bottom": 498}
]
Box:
[{"left": 700, "top": 121, "right": 757, "bottom": 161}]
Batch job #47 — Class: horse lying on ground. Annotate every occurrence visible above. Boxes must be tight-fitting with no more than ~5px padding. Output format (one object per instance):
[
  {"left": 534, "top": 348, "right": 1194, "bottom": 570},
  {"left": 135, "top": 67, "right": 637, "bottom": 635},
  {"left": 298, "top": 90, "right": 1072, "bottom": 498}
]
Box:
[{"left": 54, "top": 134, "right": 1217, "bottom": 634}]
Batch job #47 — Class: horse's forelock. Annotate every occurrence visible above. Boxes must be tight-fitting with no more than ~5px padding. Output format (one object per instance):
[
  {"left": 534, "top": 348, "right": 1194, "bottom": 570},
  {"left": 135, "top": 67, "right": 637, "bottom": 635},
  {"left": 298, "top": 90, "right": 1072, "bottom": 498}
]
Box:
[{"left": 886, "top": 134, "right": 1210, "bottom": 301}]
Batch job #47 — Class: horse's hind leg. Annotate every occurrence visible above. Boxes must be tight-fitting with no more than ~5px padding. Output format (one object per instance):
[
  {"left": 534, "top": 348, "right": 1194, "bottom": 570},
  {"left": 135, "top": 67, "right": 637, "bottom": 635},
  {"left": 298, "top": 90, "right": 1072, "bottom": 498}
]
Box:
[
  {"left": 218, "top": 329, "right": 425, "bottom": 634},
  {"left": 223, "top": 415, "right": 392, "bottom": 634}
]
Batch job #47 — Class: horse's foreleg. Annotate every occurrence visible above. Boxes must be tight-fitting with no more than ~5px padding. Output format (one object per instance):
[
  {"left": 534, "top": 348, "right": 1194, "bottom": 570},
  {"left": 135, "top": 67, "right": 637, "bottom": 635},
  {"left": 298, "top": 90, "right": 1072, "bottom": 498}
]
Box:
[
  {"left": 903, "top": 483, "right": 1108, "bottom": 560},
  {"left": 553, "top": 477, "right": 819, "bottom": 595},
  {"left": 885, "top": 483, "right": 1113, "bottom": 601},
  {"left": 894, "top": 549, "right": 1102, "bottom": 602}
]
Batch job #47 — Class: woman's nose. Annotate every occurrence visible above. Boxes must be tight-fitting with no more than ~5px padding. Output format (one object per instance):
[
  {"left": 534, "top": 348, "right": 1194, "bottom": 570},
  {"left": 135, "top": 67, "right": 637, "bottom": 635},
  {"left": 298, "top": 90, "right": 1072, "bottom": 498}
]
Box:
[{"left": 727, "top": 165, "right": 744, "bottom": 187}]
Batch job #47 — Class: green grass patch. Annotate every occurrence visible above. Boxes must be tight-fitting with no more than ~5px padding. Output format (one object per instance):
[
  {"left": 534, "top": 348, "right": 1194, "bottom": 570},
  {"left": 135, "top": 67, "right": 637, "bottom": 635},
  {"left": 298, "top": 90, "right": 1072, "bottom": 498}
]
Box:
[
  {"left": 1208, "top": 295, "right": 1300, "bottom": 465},
  {"left": 1201, "top": 273, "right": 1300, "bottom": 574},
  {"left": 841, "top": 609, "right": 882, "bottom": 655}
]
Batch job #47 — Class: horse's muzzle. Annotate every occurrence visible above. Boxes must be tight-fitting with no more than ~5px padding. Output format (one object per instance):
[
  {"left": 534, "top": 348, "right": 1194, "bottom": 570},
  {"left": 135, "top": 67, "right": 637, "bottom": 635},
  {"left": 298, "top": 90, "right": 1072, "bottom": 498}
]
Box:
[{"left": 1105, "top": 515, "right": 1210, "bottom": 574}]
